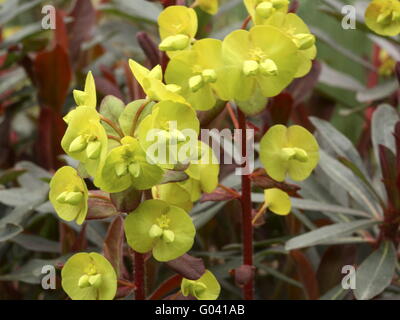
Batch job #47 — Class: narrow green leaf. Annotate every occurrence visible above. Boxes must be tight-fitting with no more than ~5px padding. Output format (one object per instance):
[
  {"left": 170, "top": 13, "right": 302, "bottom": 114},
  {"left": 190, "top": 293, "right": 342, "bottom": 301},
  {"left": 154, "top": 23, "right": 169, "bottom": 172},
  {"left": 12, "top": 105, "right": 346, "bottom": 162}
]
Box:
[
  {"left": 285, "top": 220, "right": 378, "bottom": 251},
  {"left": 354, "top": 241, "right": 397, "bottom": 300}
]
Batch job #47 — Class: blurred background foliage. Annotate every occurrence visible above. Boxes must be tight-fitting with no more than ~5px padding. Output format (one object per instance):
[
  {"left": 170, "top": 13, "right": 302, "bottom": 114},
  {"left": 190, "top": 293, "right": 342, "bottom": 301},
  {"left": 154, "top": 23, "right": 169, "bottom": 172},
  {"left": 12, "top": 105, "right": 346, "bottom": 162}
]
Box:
[{"left": 1, "top": 0, "right": 400, "bottom": 300}]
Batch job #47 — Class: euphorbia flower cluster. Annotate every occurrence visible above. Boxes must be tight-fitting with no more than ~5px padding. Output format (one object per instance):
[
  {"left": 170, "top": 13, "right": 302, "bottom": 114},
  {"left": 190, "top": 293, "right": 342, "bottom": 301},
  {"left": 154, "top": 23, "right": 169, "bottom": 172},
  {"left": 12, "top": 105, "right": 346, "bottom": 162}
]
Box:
[{"left": 48, "top": 0, "right": 320, "bottom": 300}]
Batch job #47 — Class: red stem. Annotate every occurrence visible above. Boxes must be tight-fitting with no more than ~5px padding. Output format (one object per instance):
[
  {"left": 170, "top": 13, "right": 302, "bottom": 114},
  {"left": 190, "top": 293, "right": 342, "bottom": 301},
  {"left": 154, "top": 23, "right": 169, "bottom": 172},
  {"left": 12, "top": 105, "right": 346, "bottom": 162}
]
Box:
[
  {"left": 133, "top": 251, "right": 145, "bottom": 300},
  {"left": 237, "top": 108, "right": 254, "bottom": 300}
]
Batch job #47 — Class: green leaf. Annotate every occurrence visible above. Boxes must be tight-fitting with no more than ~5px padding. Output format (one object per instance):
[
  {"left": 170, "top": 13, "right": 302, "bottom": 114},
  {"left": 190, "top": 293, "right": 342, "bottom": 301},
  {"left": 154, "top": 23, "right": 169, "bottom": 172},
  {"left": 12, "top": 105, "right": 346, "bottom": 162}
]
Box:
[
  {"left": 285, "top": 219, "right": 378, "bottom": 251},
  {"left": 99, "top": 95, "right": 125, "bottom": 136},
  {"left": 318, "top": 151, "right": 381, "bottom": 218},
  {"left": 310, "top": 116, "right": 367, "bottom": 177},
  {"left": 0, "top": 257, "right": 68, "bottom": 284},
  {"left": 10, "top": 234, "right": 59, "bottom": 253},
  {"left": 118, "top": 99, "right": 154, "bottom": 136},
  {"left": 356, "top": 81, "right": 398, "bottom": 103},
  {"left": 0, "top": 223, "right": 23, "bottom": 242},
  {"left": 192, "top": 201, "right": 226, "bottom": 229},
  {"left": 0, "top": 0, "right": 43, "bottom": 25},
  {"left": 319, "top": 284, "right": 349, "bottom": 300},
  {"left": 371, "top": 104, "right": 399, "bottom": 166},
  {"left": 354, "top": 241, "right": 396, "bottom": 300}
]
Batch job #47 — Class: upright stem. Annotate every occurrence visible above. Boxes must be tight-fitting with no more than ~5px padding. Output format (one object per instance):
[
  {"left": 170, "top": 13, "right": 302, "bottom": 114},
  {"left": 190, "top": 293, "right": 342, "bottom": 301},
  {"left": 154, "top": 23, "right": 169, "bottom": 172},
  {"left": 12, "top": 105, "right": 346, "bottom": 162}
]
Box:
[
  {"left": 133, "top": 251, "right": 145, "bottom": 300},
  {"left": 237, "top": 108, "right": 254, "bottom": 300}
]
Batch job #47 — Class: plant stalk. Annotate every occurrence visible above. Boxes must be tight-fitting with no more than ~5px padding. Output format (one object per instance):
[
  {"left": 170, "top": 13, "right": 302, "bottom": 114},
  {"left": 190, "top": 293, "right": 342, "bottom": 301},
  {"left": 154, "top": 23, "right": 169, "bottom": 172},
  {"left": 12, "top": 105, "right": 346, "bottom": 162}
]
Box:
[
  {"left": 237, "top": 108, "right": 254, "bottom": 300},
  {"left": 133, "top": 251, "right": 146, "bottom": 300}
]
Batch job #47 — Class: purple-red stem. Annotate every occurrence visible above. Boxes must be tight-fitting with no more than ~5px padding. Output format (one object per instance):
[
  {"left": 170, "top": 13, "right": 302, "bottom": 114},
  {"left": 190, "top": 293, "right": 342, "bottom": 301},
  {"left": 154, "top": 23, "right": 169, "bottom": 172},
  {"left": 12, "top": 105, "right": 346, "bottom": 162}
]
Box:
[
  {"left": 237, "top": 108, "right": 254, "bottom": 300},
  {"left": 134, "top": 251, "right": 145, "bottom": 300}
]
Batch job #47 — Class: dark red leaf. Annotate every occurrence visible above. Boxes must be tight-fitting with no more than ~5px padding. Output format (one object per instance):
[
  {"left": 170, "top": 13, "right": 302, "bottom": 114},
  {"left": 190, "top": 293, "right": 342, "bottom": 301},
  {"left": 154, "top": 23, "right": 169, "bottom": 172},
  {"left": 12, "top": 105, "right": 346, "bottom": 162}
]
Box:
[
  {"left": 94, "top": 76, "right": 124, "bottom": 101},
  {"left": 136, "top": 32, "right": 160, "bottom": 68},
  {"left": 104, "top": 216, "right": 124, "bottom": 277},
  {"left": 165, "top": 254, "right": 205, "bottom": 280},
  {"left": 87, "top": 192, "right": 119, "bottom": 220},
  {"left": 200, "top": 187, "right": 240, "bottom": 202},
  {"left": 35, "top": 107, "right": 66, "bottom": 170},
  {"left": 149, "top": 274, "right": 183, "bottom": 300},
  {"left": 110, "top": 187, "right": 142, "bottom": 213},
  {"left": 290, "top": 250, "right": 320, "bottom": 300},
  {"left": 54, "top": 10, "right": 69, "bottom": 52},
  {"left": 34, "top": 45, "right": 72, "bottom": 113},
  {"left": 67, "top": 0, "right": 96, "bottom": 69},
  {"left": 267, "top": 93, "right": 293, "bottom": 126},
  {"left": 316, "top": 245, "right": 356, "bottom": 295},
  {"left": 287, "top": 60, "right": 321, "bottom": 104}
]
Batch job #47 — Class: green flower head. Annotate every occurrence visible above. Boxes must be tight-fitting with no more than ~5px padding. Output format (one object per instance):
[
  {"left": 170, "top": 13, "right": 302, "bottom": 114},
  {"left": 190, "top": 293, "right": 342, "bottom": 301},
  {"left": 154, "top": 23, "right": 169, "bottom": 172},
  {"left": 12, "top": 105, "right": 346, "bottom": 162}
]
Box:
[
  {"left": 129, "top": 59, "right": 186, "bottom": 104},
  {"left": 165, "top": 39, "right": 227, "bottom": 111},
  {"left": 264, "top": 188, "right": 291, "bottom": 215},
  {"left": 124, "top": 199, "right": 196, "bottom": 262},
  {"left": 61, "top": 252, "right": 117, "bottom": 300},
  {"left": 365, "top": 0, "right": 400, "bottom": 36},
  {"left": 49, "top": 166, "right": 88, "bottom": 225},
  {"left": 61, "top": 106, "right": 108, "bottom": 179},
  {"left": 265, "top": 12, "right": 317, "bottom": 78},
  {"left": 137, "top": 100, "right": 200, "bottom": 167},
  {"left": 244, "top": 0, "right": 289, "bottom": 25},
  {"left": 222, "top": 25, "right": 301, "bottom": 112},
  {"left": 181, "top": 270, "right": 221, "bottom": 300},
  {"left": 98, "top": 136, "right": 164, "bottom": 193},
  {"left": 198, "top": 0, "right": 219, "bottom": 15},
  {"left": 260, "top": 124, "right": 319, "bottom": 182},
  {"left": 158, "top": 6, "right": 198, "bottom": 54},
  {"left": 73, "top": 71, "right": 97, "bottom": 108}
]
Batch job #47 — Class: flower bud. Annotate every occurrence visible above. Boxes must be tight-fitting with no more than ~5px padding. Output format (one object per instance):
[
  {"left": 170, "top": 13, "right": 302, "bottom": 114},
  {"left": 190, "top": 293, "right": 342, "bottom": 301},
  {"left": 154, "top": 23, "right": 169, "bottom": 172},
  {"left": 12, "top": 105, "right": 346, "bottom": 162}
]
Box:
[
  {"left": 243, "top": 60, "right": 259, "bottom": 76},
  {"left": 86, "top": 140, "right": 101, "bottom": 159},
  {"left": 115, "top": 163, "right": 128, "bottom": 177},
  {"left": 159, "top": 34, "right": 190, "bottom": 51},
  {"left": 272, "top": 0, "right": 289, "bottom": 9},
  {"left": 189, "top": 75, "right": 204, "bottom": 92},
  {"left": 165, "top": 84, "right": 182, "bottom": 94},
  {"left": 149, "top": 224, "right": 163, "bottom": 238},
  {"left": 293, "top": 33, "right": 316, "bottom": 50},
  {"left": 162, "top": 229, "right": 175, "bottom": 243},
  {"left": 260, "top": 59, "right": 278, "bottom": 76},
  {"left": 69, "top": 135, "right": 87, "bottom": 153},
  {"left": 78, "top": 274, "right": 91, "bottom": 288},
  {"left": 88, "top": 274, "right": 102, "bottom": 288},
  {"left": 256, "top": 2, "right": 274, "bottom": 19},
  {"left": 129, "top": 162, "right": 141, "bottom": 178},
  {"left": 73, "top": 90, "right": 88, "bottom": 107},
  {"left": 64, "top": 191, "right": 84, "bottom": 205},
  {"left": 202, "top": 69, "right": 217, "bottom": 83}
]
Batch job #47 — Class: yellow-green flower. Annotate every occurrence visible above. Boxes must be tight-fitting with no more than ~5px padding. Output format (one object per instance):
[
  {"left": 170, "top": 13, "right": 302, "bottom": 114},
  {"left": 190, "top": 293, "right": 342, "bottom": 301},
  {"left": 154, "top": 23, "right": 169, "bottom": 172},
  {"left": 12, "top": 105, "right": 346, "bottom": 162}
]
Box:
[
  {"left": 98, "top": 136, "right": 164, "bottom": 193},
  {"left": 124, "top": 199, "right": 196, "bottom": 262},
  {"left": 263, "top": 188, "right": 291, "bottom": 215},
  {"left": 244, "top": 0, "right": 289, "bottom": 25},
  {"left": 152, "top": 182, "right": 194, "bottom": 212},
  {"left": 181, "top": 270, "right": 220, "bottom": 300},
  {"left": 260, "top": 125, "right": 319, "bottom": 182},
  {"left": 61, "top": 252, "right": 117, "bottom": 300},
  {"left": 73, "top": 71, "right": 97, "bottom": 108},
  {"left": 61, "top": 106, "right": 108, "bottom": 180},
  {"left": 158, "top": 6, "right": 198, "bottom": 54},
  {"left": 222, "top": 25, "right": 301, "bottom": 114},
  {"left": 265, "top": 12, "right": 317, "bottom": 78},
  {"left": 49, "top": 166, "right": 88, "bottom": 225},
  {"left": 137, "top": 100, "right": 200, "bottom": 167},
  {"left": 197, "top": 0, "right": 219, "bottom": 15},
  {"left": 129, "top": 59, "right": 186, "bottom": 103},
  {"left": 365, "top": 0, "right": 400, "bottom": 36},
  {"left": 165, "top": 39, "right": 228, "bottom": 111}
]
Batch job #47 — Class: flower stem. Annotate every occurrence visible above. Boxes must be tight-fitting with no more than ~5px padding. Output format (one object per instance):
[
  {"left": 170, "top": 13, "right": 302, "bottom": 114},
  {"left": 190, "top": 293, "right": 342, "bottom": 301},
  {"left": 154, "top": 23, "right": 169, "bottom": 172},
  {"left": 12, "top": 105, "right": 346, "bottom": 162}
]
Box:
[
  {"left": 133, "top": 251, "right": 146, "bottom": 300},
  {"left": 100, "top": 115, "right": 124, "bottom": 138},
  {"left": 237, "top": 108, "right": 254, "bottom": 300}
]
